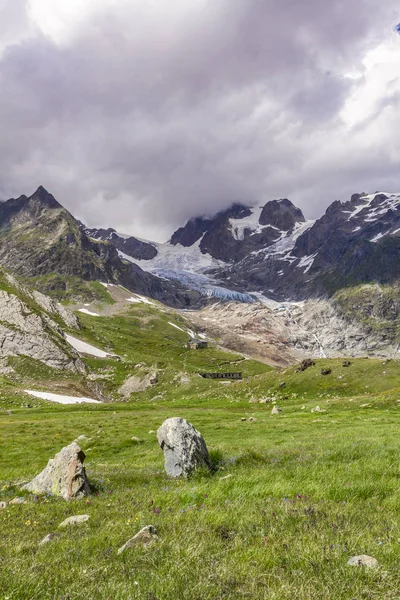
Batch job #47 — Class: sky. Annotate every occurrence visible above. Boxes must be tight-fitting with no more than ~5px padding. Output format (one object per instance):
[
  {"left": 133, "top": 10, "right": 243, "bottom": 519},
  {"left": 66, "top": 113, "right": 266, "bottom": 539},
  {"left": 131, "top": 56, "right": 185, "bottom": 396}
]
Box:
[{"left": 0, "top": 0, "right": 399, "bottom": 241}]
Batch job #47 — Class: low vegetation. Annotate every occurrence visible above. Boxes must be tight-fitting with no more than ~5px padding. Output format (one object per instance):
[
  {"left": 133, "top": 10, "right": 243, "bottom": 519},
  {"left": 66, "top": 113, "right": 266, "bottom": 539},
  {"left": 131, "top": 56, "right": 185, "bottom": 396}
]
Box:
[{"left": 1, "top": 301, "right": 400, "bottom": 599}]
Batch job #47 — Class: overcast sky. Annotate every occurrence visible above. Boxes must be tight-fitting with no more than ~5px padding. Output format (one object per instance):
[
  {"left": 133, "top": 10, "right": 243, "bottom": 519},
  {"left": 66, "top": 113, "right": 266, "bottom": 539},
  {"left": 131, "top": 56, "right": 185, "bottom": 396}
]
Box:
[{"left": 0, "top": 0, "right": 399, "bottom": 241}]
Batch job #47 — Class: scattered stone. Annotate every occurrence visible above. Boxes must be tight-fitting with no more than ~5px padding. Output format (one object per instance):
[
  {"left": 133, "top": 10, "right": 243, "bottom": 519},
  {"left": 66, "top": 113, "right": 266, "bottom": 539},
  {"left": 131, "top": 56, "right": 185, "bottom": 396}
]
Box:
[
  {"left": 118, "top": 525, "right": 158, "bottom": 554},
  {"left": 76, "top": 435, "right": 88, "bottom": 441},
  {"left": 342, "top": 360, "right": 352, "bottom": 367},
  {"left": 131, "top": 436, "right": 143, "bottom": 443},
  {"left": 0, "top": 501, "right": 7, "bottom": 509},
  {"left": 321, "top": 368, "right": 332, "bottom": 376},
  {"left": 10, "top": 497, "right": 25, "bottom": 505},
  {"left": 347, "top": 555, "right": 379, "bottom": 568},
  {"left": 271, "top": 406, "right": 282, "bottom": 415},
  {"left": 157, "top": 417, "right": 212, "bottom": 478},
  {"left": 241, "top": 417, "right": 247, "bottom": 422},
  {"left": 148, "top": 430, "right": 155, "bottom": 434},
  {"left": 248, "top": 398, "right": 259, "bottom": 404},
  {"left": 279, "top": 382, "right": 286, "bottom": 388},
  {"left": 360, "top": 403, "right": 371, "bottom": 408},
  {"left": 301, "top": 406, "right": 306, "bottom": 410},
  {"left": 248, "top": 417, "right": 256, "bottom": 422},
  {"left": 311, "top": 406, "right": 322, "bottom": 413},
  {"left": 7, "top": 410, "right": 12, "bottom": 415},
  {"left": 259, "top": 397, "right": 273, "bottom": 404},
  {"left": 151, "top": 394, "right": 164, "bottom": 402},
  {"left": 58, "top": 514, "right": 90, "bottom": 528},
  {"left": 296, "top": 359, "right": 315, "bottom": 372},
  {"left": 22, "top": 442, "right": 91, "bottom": 500},
  {"left": 39, "top": 532, "right": 61, "bottom": 546}
]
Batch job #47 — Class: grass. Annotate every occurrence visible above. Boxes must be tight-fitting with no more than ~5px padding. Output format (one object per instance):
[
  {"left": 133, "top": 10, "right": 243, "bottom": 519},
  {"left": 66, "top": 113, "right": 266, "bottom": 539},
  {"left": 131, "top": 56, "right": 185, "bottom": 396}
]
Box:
[{"left": 2, "top": 302, "right": 400, "bottom": 598}]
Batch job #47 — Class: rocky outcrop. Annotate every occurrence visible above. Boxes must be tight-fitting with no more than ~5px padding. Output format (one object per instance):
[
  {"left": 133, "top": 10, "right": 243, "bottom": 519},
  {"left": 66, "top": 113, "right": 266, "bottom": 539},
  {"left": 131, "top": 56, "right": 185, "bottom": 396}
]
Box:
[
  {"left": 157, "top": 417, "right": 212, "bottom": 478},
  {"left": 22, "top": 442, "right": 91, "bottom": 499},
  {"left": 84, "top": 227, "right": 158, "bottom": 260},
  {"left": 118, "top": 372, "right": 158, "bottom": 398},
  {"left": 259, "top": 199, "right": 305, "bottom": 230},
  {"left": 0, "top": 277, "right": 83, "bottom": 371}
]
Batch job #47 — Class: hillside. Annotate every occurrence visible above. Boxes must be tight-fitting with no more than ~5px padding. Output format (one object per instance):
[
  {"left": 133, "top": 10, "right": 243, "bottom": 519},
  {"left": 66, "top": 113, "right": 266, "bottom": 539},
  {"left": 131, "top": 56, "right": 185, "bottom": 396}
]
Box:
[
  {"left": 2, "top": 286, "right": 400, "bottom": 598},
  {"left": 0, "top": 187, "right": 202, "bottom": 308}
]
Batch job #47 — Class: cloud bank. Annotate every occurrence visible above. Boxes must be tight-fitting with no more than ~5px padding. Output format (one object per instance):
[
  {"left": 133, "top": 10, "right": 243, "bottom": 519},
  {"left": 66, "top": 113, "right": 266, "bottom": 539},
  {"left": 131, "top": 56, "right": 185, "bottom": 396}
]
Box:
[{"left": 0, "top": 0, "right": 399, "bottom": 240}]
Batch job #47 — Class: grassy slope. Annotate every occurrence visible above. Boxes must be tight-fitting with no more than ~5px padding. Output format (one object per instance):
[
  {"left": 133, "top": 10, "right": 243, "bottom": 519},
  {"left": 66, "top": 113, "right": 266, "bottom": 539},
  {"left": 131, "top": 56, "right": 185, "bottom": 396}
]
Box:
[{"left": 2, "top": 303, "right": 400, "bottom": 599}]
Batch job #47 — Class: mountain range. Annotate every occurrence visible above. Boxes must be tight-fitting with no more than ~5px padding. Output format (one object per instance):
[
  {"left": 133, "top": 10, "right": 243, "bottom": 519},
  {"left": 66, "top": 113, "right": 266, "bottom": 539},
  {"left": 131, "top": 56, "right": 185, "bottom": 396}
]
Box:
[{"left": 84, "top": 190, "right": 400, "bottom": 303}]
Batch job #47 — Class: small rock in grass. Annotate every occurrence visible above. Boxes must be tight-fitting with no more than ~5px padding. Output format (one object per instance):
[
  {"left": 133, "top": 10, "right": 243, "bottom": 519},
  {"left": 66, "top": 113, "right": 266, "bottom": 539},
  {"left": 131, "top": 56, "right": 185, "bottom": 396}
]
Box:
[
  {"left": 219, "top": 474, "right": 233, "bottom": 482},
  {"left": 148, "top": 430, "right": 156, "bottom": 434},
  {"left": 0, "top": 501, "right": 7, "bottom": 509},
  {"left": 76, "top": 435, "right": 88, "bottom": 441},
  {"left": 58, "top": 515, "right": 90, "bottom": 528},
  {"left": 279, "top": 382, "right": 286, "bottom": 388},
  {"left": 347, "top": 555, "right": 379, "bottom": 568},
  {"left": 39, "top": 532, "right": 61, "bottom": 546},
  {"left": 301, "top": 406, "right": 306, "bottom": 410},
  {"left": 311, "top": 406, "right": 322, "bottom": 413},
  {"left": 321, "top": 368, "right": 332, "bottom": 376},
  {"left": 118, "top": 525, "right": 158, "bottom": 554},
  {"left": 271, "top": 406, "right": 282, "bottom": 415},
  {"left": 241, "top": 418, "right": 246, "bottom": 422},
  {"left": 248, "top": 417, "right": 256, "bottom": 422},
  {"left": 10, "top": 497, "right": 25, "bottom": 505},
  {"left": 131, "top": 436, "right": 143, "bottom": 443},
  {"left": 342, "top": 360, "right": 352, "bottom": 367}
]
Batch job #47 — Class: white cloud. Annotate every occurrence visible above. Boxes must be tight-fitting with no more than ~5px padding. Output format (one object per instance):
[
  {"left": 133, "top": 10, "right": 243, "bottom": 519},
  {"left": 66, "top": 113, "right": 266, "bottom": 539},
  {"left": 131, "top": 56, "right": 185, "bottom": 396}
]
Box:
[{"left": 0, "top": 0, "right": 399, "bottom": 241}]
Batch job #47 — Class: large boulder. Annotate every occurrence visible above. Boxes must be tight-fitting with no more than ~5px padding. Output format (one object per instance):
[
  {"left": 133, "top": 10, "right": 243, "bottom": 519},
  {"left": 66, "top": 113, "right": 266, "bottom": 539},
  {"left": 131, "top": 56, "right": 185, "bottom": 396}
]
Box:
[
  {"left": 157, "top": 417, "right": 212, "bottom": 478},
  {"left": 22, "top": 442, "right": 91, "bottom": 499}
]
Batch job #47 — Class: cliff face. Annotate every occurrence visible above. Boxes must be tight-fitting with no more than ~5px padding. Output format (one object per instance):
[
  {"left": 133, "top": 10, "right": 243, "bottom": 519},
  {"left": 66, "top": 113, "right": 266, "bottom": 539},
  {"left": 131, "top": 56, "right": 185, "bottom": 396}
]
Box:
[{"left": 0, "top": 268, "right": 83, "bottom": 372}]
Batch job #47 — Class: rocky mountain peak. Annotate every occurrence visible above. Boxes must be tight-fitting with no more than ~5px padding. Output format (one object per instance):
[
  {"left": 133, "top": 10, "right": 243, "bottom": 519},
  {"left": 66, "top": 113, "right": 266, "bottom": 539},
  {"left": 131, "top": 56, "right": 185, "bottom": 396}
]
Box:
[{"left": 259, "top": 199, "right": 305, "bottom": 230}]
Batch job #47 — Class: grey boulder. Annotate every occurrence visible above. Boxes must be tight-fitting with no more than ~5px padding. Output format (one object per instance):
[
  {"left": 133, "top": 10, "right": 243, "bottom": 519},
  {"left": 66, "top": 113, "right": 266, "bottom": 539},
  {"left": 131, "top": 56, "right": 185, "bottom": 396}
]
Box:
[
  {"left": 347, "top": 555, "right": 379, "bottom": 568},
  {"left": 118, "top": 525, "right": 158, "bottom": 554},
  {"left": 22, "top": 442, "right": 91, "bottom": 500},
  {"left": 59, "top": 515, "right": 90, "bottom": 528},
  {"left": 157, "top": 417, "right": 212, "bottom": 478}
]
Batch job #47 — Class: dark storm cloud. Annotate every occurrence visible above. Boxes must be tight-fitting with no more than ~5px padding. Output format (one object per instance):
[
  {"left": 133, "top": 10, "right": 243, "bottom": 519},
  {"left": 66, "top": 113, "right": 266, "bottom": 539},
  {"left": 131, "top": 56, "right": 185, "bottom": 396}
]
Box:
[{"left": 0, "top": 0, "right": 399, "bottom": 240}]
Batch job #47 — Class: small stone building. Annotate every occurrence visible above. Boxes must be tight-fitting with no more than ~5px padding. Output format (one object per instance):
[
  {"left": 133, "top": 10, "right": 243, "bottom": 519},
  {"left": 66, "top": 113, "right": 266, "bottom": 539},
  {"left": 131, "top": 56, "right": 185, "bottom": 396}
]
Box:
[
  {"left": 200, "top": 372, "right": 242, "bottom": 380},
  {"left": 186, "top": 338, "right": 208, "bottom": 350}
]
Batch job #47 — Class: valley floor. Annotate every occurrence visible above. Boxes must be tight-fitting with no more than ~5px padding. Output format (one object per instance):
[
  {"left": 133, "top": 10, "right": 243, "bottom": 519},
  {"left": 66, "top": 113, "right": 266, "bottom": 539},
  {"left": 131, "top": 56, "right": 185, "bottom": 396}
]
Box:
[{"left": 2, "top": 298, "right": 400, "bottom": 599}]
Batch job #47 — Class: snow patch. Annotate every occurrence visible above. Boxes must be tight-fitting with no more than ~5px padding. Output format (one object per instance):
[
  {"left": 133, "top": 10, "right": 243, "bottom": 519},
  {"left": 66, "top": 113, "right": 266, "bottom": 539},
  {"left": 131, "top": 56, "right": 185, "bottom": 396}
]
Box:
[
  {"left": 296, "top": 253, "right": 317, "bottom": 273},
  {"left": 126, "top": 294, "right": 155, "bottom": 305},
  {"left": 78, "top": 309, "right": 101, "bottom": 317},
  {"left": 168, "top": 322, "right": 186, "bottom": 333},
  {"left": 65, "top": 334, "right": 111, "bottom": 358},
  {"left": 25, "top": 390, "right": 101, "bottom": 405},
  {"left": 370, "top": 232, "right": 386, "bottom": 243},
  {"left": 229, "top": 206, "right": 264, "bottom": 240}
]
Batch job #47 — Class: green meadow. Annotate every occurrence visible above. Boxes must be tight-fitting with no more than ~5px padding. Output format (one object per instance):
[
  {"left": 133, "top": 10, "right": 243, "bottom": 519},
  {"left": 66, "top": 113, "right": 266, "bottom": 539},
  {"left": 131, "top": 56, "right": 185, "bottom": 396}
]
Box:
[{"left": 2, "top": 303, "right": 400, "bottom": 599}]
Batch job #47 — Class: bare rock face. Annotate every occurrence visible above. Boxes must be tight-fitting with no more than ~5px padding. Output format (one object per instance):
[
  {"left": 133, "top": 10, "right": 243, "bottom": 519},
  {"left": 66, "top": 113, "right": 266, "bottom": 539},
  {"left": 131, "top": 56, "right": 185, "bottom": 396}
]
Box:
[
  {"left": 22, "top": 442, "right": 91, "bottom": 499},
  {"left": 119, "top": 372, "right": 158, "bottom": 398},
  {"left": 157, "top": 417, "right": 212, "bottom": 478},
  {"left": 0, "top": 286, "right": 83, "bottom": 372}
]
